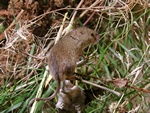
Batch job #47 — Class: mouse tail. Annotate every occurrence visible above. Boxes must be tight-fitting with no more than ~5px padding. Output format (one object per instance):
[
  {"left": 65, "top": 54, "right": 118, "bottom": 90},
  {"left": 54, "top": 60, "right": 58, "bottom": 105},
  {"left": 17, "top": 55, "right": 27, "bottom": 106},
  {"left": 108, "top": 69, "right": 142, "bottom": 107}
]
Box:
[
  {"left": 33, "top": 80, "right": 60, "bottom": 101},
  {"left": 39, "top": 80, "right": 60, "bottom": 101},
  {"left": 28, "top": 80, "right": 60, "bottom": 112}
]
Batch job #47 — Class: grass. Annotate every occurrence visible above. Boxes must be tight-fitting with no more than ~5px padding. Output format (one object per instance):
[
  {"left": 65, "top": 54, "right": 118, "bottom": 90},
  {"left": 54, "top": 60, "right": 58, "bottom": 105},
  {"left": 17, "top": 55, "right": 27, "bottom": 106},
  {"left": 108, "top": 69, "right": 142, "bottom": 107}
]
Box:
[{"left": 0, "top": 0, "right": 150, "bottom": 113}]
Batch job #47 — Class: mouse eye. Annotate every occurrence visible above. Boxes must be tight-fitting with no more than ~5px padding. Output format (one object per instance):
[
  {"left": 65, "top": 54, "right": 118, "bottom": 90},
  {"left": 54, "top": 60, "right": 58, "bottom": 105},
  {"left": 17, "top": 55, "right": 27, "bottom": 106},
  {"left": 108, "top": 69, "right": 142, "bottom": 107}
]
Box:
[
  {"left": 91, "top": 33, "right": 97, "bottom": 41},
  {"left": 91, "top": 33, "right": 94, "bottom": 37}
]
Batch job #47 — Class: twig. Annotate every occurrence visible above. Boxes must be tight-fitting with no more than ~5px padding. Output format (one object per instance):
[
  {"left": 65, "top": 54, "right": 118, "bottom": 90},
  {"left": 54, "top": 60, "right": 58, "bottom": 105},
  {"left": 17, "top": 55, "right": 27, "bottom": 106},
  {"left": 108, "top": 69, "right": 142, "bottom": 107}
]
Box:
[
  {"left": 83, "top": 0, "right": 105, "bottom": 26},
  {"left": 55, "top": 12, "right": 68, "bottom": 44},
  {"left": 80, "top": 79, "right": 121, "bottom": 97},
  {"left": 79, "top": 0, "right": 101, "bottom": 19},
  {"left": 63, "top": 0, "right": 85, "bottom": 34},
  {"left": 27, "top": 7, "right": 105, "bottom": 26},
  {"left": 83, "top": 11, "right": 96, "bottom": 26},
  {"left": 75, "top": 72, "right": 106, "bottom": 82},
  {"left": 126, "top": 85, "right": 150, "bottom": 93}
]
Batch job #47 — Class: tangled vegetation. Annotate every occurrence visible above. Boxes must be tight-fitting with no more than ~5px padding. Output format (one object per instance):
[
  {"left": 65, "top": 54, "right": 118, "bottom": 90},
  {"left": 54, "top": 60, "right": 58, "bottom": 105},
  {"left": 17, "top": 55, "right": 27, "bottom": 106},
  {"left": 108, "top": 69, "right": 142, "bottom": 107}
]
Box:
[{"left": 0, "top": 0, "right": 150, "bottom": 113}]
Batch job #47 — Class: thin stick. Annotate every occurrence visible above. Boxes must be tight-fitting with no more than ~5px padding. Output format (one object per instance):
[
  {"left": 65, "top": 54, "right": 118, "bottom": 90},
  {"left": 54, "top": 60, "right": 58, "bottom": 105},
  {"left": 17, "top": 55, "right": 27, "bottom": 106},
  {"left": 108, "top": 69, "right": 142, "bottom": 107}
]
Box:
[
  {"left": 83, "top": 0, "right": 105, "bottom": 26},
  {"left": 83, "top": 11, "right": 96, "bottom": 26},
  {"left": 81, "top": 79, "right": 121, "bottom": 97},
  {"left": 79, "top": 0, "right": 100, "bottom": 19},
  {"left": 64, "top": 0, "right": 85, "bottom": 34},
  {"left": 55, "top": 12, "right": 68, "bottom": 44}
]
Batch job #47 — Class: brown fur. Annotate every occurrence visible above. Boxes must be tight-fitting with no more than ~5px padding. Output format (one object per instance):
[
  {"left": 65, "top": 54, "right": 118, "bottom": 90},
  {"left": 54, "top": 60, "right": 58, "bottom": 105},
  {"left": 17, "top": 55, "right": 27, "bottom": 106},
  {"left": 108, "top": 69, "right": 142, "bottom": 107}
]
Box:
[{"left": 28, "top": 27, "right": 100, "bottom": 111}]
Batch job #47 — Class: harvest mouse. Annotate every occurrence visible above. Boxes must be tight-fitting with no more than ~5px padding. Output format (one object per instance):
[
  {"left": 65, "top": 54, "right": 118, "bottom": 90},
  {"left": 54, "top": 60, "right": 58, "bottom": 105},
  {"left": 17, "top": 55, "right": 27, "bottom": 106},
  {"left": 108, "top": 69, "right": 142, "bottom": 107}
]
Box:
[{"left": 28, "top": 27, "right": 100, "bottom": 111}]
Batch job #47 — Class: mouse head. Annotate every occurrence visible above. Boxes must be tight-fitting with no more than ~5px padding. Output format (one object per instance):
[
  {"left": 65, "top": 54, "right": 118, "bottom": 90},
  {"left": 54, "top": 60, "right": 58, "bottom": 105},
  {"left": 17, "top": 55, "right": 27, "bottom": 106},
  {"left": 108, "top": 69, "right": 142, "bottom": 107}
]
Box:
[{"left": 73, "top": 27, "right": 100, "bottom": 49}]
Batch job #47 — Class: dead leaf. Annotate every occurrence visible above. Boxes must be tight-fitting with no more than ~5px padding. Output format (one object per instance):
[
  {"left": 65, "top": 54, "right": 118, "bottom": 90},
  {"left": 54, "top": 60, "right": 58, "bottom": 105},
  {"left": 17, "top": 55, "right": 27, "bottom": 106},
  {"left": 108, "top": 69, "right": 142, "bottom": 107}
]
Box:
[{"left": 112, "top": 78, "right": 128, "bottom": 88}]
